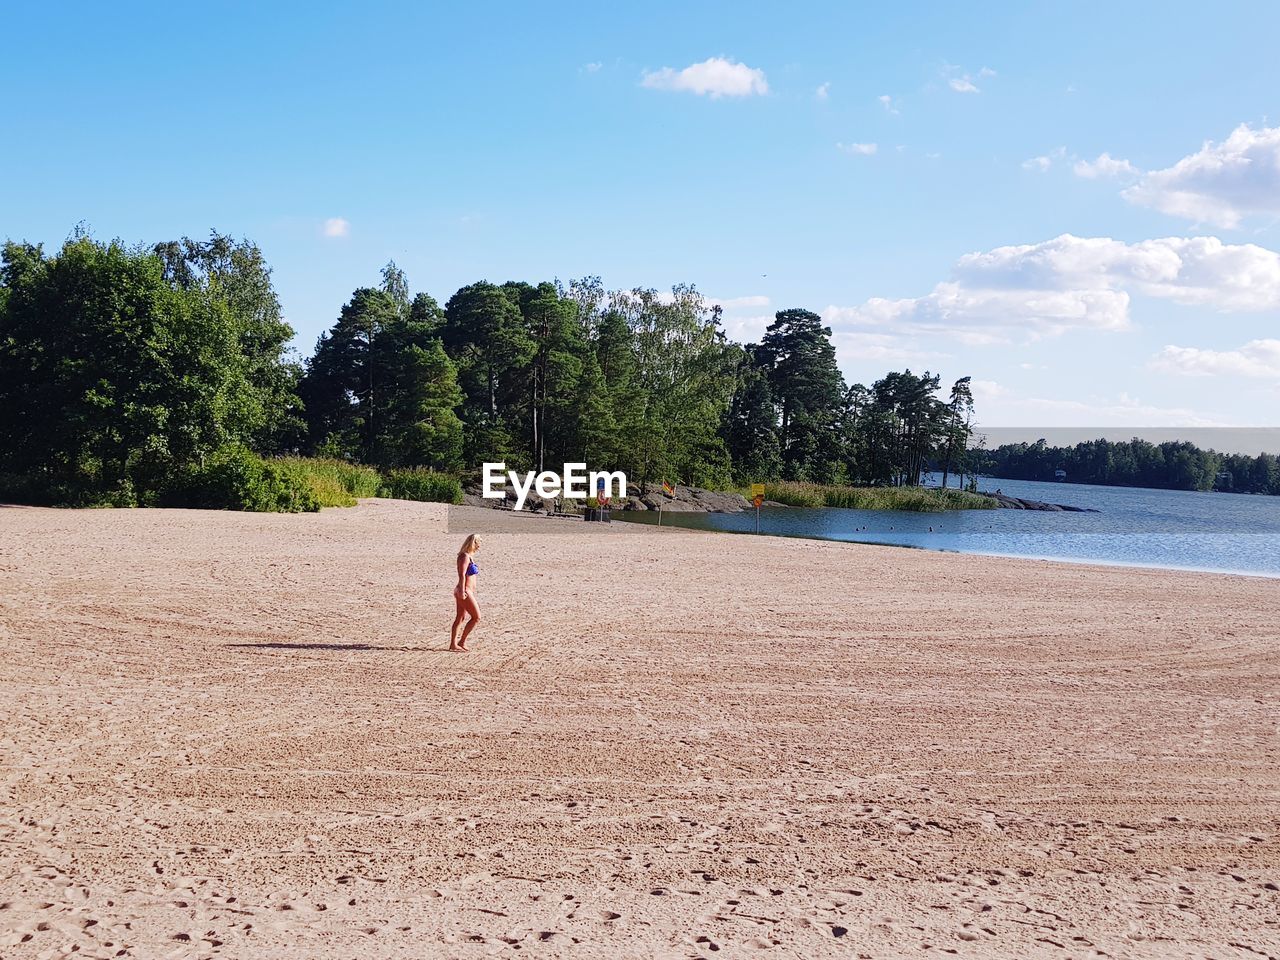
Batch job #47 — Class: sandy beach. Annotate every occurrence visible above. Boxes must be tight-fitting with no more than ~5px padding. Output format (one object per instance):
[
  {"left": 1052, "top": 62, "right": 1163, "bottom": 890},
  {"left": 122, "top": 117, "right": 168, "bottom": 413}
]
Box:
[{"left": 1, "top": 499, "right": 1277, "bottom": 959}]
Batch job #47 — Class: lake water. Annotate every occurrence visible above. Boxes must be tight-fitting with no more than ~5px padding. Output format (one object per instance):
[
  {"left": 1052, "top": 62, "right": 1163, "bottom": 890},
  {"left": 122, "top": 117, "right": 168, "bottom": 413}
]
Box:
[{"left": 618, "top": 475, "right": 1280, "bottom": 577}]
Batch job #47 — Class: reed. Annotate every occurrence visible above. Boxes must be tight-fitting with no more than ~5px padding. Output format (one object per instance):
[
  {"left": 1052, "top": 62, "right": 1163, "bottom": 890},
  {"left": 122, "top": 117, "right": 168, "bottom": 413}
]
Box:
[
  {"left": 272, "top": 457, "right": 383, "bottom": 507},
  {"left": 758, "top": 481, "right": 996, "bottom": 512}
]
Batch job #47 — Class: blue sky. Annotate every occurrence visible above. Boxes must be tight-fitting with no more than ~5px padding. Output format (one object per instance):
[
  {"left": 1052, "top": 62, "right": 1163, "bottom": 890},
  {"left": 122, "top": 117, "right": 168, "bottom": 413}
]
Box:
[{"left": 3, "top": 1, "right": 1279, "bottom": 433}]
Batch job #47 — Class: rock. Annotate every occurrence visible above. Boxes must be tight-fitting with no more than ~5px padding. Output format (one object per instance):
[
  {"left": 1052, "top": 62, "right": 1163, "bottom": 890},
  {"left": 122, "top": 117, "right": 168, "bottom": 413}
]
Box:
[
  {"left": 692, "top": 489, "right": 749, "bottom": 513},
  {"left": 659, "top": 499, "right": 702, "bottom": 512},
  {"left": 985, "top": 492, "right": 1098, "bottom": 513}
]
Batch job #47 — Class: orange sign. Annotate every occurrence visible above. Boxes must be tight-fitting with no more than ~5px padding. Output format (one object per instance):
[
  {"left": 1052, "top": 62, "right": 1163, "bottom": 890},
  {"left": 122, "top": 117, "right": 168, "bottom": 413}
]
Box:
[{"left": 752, "top": 494, "right": 764, "bottom": 508}]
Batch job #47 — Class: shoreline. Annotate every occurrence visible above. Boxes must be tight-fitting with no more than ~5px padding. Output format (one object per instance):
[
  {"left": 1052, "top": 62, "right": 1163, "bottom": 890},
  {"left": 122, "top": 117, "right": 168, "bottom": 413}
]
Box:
[{"left": 613, "top": 506, "right": 1280, "bottom": 580}]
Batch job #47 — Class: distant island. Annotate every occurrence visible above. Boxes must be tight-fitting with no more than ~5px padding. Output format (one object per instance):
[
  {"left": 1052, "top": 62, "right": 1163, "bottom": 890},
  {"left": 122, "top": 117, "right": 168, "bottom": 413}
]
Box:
[{"left": 972, "top": 438, "right": 1278, "bottom": 495}]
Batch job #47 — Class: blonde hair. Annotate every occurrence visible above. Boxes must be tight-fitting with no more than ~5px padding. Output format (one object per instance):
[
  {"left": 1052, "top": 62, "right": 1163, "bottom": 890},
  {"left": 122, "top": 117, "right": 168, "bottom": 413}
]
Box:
[{"left": 460, "top": 534, "right": 481, "bottom": 554}]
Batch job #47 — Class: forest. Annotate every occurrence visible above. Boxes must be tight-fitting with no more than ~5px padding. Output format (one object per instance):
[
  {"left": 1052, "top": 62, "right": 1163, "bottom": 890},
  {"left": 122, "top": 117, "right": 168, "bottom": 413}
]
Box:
[
  {"left": 0, "top": 232, "right": 981, "bottom": 510},
  {"left": 5, "top": 231, "right": 1273, "bottom": 512},
  {"left": 975, "top": 439, "right": 1280, "bottom": 494}
]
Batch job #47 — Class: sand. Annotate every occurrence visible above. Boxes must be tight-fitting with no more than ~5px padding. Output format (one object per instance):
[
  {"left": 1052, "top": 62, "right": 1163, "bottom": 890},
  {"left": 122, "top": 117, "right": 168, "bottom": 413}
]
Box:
[{"left": 1, "top": 499, "right": 1278, "bottom": 959}]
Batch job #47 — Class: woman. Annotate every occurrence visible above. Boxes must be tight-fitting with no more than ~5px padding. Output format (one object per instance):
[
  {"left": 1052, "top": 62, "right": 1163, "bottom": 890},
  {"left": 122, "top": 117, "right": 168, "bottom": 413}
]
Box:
[{"left": 450, "top": 534, "right": 482, "bottom": 652}]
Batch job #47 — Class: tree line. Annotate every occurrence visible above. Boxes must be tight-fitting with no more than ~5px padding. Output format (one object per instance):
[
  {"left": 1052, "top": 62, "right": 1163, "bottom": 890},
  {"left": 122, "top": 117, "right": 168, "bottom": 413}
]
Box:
[
  {"left": 0, "top": 231, "right": 985, "bottom": 508},
  {"left": 975, "top": 438, "right": 1280, "bottom": 494}
]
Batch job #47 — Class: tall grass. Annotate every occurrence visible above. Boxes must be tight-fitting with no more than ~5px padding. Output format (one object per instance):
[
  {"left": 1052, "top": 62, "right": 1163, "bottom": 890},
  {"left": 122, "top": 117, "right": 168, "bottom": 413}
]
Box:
[
  {"left": 273, "top": 457, "right": 383, "bottom": 508},
  {"left": 758, "top": 481, "right": 996, "bottom": 512},
  {"left": 380, "top": 468, "right": 464, "bottom": 504}
]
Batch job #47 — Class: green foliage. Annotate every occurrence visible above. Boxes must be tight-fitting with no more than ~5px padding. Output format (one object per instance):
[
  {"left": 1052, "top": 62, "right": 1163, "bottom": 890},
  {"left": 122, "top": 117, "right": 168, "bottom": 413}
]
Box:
[
  {"left": 301, "top": 271, "right": 467, "bottom": 472},
  {"left": 0, "top": 235, "right": 293, "bottom": 507},
  {"left": 760, "top": 481, "right": 997, "bottom": 512},
  {"left": 723, "top": 364, "right": 782, "bottom": 483},
  {"left": 606, "top": 285, "right": 738, "bottom": 487},
  {"left": 153, "top": 232, "right": 305, "bottom": 454},
  {"left": 171, "top": 446, "right": 319, "bottom": 512},
  {"left": 380, "top": 468, "right": 463, "bottom": 504},
  {"left": 273, "top": 457, "right": 381, "bottom": 507},
  {"left": 442, "top": 281, "right": 535, "bottom": 421},
  {"left": 755, "top": 309, "right": 846, "bottom": 482},
  {"left": 2, "top": 232, "right": 1022, "bottom": 514},
  {"left": 975, "top": 438, "right": 1280, "bottom": 494}
]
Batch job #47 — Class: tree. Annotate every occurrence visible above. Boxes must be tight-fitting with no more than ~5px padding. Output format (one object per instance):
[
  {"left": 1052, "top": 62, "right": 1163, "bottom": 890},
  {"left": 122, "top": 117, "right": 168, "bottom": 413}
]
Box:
[
  {"left": 386, "top": 341, "right": 464, "bottom": 470},
  {"left": 755, "top": 309, "right": 846, "bottom": 481},
  {"left": 573, "top": 348, "right": 618, "bottom": 468},
  {"left": 722, "top": 361, "right": 782, "bottom": 483},
  {"left": 380, "top": 260, "right": 410, "bottom": 308},
  {"left": 153, "top": 232, "right": 304, "bottom": 453},
  {"left": 442, "top": 282, "right": 535, "bottom": 431},
  {"left": 605, "top": 285, "right": 736, "bottom": 487},
  {"left": 940, "top": 376, "right": 974, "bottom": 490},
  {"left": 865, "top": 370, "right": 944, "bottom": 486},
  {"left": 300, "top": 287, "right": 403, "bottom": 461},
  {"left": 504, "top": 281, "right": 583, "bottom": 471},
  {"left": 301, "top": 266, "right": 465, "bottom": 468},
  {"left": 0, "top": 236, "right": 268, "bottom": 505}
]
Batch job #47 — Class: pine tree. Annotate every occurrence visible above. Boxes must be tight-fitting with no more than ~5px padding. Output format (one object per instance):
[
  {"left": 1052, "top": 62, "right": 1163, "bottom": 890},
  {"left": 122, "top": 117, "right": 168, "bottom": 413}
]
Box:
[{"left": 723, "top": 363, "right": 781, "bottom": 483}]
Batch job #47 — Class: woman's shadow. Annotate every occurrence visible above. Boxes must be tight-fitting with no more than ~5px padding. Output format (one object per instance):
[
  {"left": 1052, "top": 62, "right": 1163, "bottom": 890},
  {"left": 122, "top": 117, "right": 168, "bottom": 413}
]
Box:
[{"left": 225, "top": 642, "right": 454, "bottom": 652}]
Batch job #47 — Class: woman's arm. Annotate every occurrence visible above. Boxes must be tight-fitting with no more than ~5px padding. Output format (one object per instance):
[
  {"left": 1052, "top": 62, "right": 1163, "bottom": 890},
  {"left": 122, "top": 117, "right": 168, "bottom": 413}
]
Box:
[{"left": 456, "top": 553, "right": 468, "bottom": 598}]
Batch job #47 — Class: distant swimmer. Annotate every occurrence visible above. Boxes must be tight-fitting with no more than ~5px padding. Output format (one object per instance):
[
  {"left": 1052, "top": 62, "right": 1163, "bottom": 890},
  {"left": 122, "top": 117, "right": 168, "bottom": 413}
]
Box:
[{"left": 450, "top": 534, "right": 482, "bottom": 652}]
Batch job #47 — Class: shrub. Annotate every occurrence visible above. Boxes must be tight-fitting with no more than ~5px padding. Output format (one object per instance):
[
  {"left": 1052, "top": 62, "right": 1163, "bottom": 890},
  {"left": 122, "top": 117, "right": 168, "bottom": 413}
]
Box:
[
  {"left": 759, "top": 481, "right": 996, "bottom": 512},
  {"left": 0, "top": 471, "right": 44, "bottom": 505},
  {"left": 272, "top": 457, "right": 382, "bottom": 507},
  {"left": 172, "top": 446, "right": 319, "bottom": 512},
  {"left": 381, "top": 468, "right": 463, "bottom": 504}
]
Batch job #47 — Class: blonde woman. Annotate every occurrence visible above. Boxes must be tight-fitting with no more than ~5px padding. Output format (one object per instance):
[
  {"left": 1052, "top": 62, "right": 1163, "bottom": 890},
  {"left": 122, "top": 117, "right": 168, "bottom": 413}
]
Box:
[{"left": 450, "top": 534, "right": 482, "bottom": 652}]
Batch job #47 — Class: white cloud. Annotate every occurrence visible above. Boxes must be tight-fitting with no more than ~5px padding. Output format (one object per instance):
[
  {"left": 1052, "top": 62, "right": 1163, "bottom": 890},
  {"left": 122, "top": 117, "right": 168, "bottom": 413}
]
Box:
[
  {"left": 815, "top": 82, "right": 830, "bottom": 101},
  {"left": 970, "top": 379, "right": 1009, "bottom": 401},
  {"left": 837, "top": 141, "right": 877, "bottom": 156},
  {"left": 322, "top": 217, "right": 349, "bottom": 238},
  {"left": 707, "top": 294, "right": 771, "bottom": 309},
  {"left": 943, "top": 62, "right": 993, "bottom": 94},
  {"left": 1123, "top": 124, "right": 1280, "bottom": 228},
  {"left": 1073, "top": 152, "right": 1138, "bottom": 179},
  {"left": 955, "top": 234, "right": 1280, "bottom": 311},
  {"left": 641, "top": 57, "right": 768, "bottom": 98},
  {"left": 1152, "top": 339, "right": 1280, "bottom": 379},
  {"left": 831, "top": 331, "right": 951, "bottom": 366},
  {"left": 1023, "top": 146, "right": 1065, "bottom": 172},
  {"left": 582, "top": 61, "right": 602, "bottom": 73},
  {"left": 827, "top": 284, "right": 1131, "bottom": 344},
  {"left": 720, "top": 313, "right": 774, "bottom": 343},
  {"left": 823, "top": 233, "right": 1280, "bottom": 343},
  {"left": 878, "top": 94, "right": 899, "bottom": 115}
]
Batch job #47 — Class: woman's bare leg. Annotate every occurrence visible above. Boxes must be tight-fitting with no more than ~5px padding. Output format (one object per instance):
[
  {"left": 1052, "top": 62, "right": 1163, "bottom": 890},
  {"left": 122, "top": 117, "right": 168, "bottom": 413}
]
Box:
[
  {"left": 457, "top": 595, "right": 481, "bottom": 650},
  {"left": 449, "top": 595, "right": 467, "bottom": 650}
]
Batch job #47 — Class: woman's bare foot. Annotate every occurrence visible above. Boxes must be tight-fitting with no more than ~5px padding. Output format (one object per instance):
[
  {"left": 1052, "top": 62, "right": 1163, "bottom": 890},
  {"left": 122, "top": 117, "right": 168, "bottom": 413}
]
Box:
[{"left": 456, "top": 643, "right": 470, "bottom": 652}]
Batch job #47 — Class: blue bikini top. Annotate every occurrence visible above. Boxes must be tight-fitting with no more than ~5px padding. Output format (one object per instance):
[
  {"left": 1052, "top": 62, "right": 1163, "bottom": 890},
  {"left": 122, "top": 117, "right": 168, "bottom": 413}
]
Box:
[{"left": 465, "top": 557, "right": 478, "bottom": 577}]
